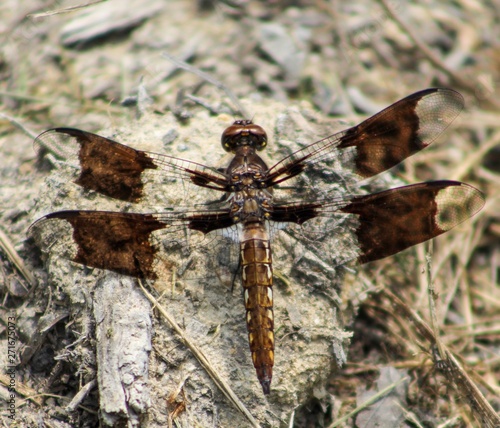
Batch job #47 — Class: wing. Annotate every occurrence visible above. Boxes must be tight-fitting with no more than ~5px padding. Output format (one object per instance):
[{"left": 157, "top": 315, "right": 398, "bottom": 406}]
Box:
[
  {"left": 270, "top": 181, "right": 485, "bottom": 267},
  {"left": 28, "top": 208, "right": 239, "bottom": 281},
  {"left": 34, "top": 128, "right": 232, "bottom": 203},
  {"left": 265, "top": 88, "right": 464, "bottom": 193}
]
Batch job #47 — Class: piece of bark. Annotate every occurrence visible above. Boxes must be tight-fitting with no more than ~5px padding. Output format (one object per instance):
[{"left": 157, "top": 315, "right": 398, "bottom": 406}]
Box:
[{"left": 93, "top": 274, "right": 151, "bottom": 427}]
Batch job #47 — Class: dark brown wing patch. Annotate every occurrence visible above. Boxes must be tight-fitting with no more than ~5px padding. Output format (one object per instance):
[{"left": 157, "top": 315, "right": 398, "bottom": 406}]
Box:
[
  {"left": 35, "top": 211, "right": 166, "bottom": 279},
  {"left": 337, "top": 88, "right": 464, "bottom": 178},
  {"left": 269, "top": 202, "right": 321, "bottom": 224},
  {"left": 340, "top": 181, "right": 485, "bottom": 264},
  {"left": 36, "top": 128, "right": 157, "bottom": 202},
  {"left": 188, "top": 211, "right": 235, "bottom": 234}
]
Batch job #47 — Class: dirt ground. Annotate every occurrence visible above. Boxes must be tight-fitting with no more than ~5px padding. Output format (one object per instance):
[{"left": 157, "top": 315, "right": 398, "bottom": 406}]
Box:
[{"left": 0, "top": 1, "right": 499, "bottom": 427}]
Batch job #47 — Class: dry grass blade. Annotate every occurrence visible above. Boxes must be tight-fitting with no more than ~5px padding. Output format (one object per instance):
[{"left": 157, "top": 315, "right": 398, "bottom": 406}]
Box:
[
  {"left": 382, "top": 289, "right": 500, "bottom": 427},
  {"left": 0, "top": 374, "right": 43, "bottom": 406},
  {"left": 0, "top": 112, "right": 38, "bottom": 140},
  {"left": 0, "top": 227, "right": 34, "bottom": 288},
  {"left": 438, "top": 353, "right": 500, "bottom": 428},
  {"left": 376, "top": 0, "right": 500, "bottom": 110},
  {"left": 137, "top": 279, "right": 260, "bottom": 428},
  {"left": 27, "top": 1, "right": 106, "bottom": 18},
  {"left": 424, "top": 246, "right": 447, "bottom": 363},
  {"left": 327, "top": 377, "right": 409, "bottom": 428},
  {"left": 450, "top": 128, "right": 500, "bottom": 182}
]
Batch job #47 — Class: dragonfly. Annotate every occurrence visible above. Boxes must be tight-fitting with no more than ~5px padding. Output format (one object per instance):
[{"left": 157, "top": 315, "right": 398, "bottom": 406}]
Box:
[{"left": 29, "top": 88, "right": 485, "bottom": 394}]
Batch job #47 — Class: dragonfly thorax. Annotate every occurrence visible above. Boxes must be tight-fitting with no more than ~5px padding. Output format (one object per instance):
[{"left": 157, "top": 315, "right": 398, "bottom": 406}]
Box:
[{"left": 230, "top": 189, "right": 273, "bottom": 223}]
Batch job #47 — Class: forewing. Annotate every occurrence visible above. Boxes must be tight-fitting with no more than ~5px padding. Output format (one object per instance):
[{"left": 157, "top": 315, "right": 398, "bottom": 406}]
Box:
[
  {"left": 266, "top": 88, "right": 464, "bottom": 197},
  {"left": 34, "top": 128, "right": 230, "bottom": 204}
]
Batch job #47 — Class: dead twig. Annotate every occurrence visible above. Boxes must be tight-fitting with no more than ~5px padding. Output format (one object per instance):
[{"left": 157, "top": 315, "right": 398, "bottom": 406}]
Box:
[{"left": 65, "top": 379, "right": 97, "bottom": 413}]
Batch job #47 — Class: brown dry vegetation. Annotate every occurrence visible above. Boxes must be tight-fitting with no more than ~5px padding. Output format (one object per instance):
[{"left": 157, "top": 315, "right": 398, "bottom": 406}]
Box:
[{"left": 0, "top": 1, "right": 499, "bottom": 427}]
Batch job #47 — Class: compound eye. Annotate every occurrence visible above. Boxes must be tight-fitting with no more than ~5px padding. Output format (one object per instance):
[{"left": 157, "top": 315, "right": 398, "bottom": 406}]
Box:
[
  {"left": 221, "top": 123, "right": 244, "bottom": 152},
  {"left": 249, "top": 125, "right": 267, "bottom": 151}
]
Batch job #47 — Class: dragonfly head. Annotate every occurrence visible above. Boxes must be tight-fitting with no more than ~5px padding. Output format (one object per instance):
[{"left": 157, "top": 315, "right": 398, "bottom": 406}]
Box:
[{"left": 221, "top": 120, "right": 268, "bottom": 153}]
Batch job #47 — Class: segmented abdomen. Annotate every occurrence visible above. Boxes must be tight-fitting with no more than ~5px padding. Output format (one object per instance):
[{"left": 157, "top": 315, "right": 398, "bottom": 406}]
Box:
[{"left": 240, "top": 221, "right": 274, "bottom": 394}]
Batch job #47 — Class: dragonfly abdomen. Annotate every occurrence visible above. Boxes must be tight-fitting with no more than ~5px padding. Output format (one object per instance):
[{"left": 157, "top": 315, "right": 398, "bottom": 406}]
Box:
[{"left": 240, "top": 222, "right": 275, "bottom": 394}]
